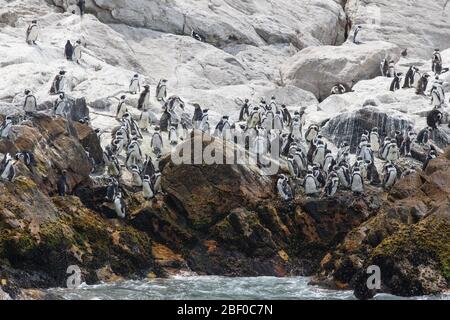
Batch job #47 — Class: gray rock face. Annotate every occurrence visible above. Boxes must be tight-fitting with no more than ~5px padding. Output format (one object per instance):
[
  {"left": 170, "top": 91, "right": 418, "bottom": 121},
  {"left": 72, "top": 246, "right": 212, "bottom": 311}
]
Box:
[
  {"left": 53, "top": 0, "right": 347, "bottom": 49},
  {"left": 282, "top": 41, "right": 401, "bottom": 101},
  {"left": 345, "top": 0, "right": 450, "bottom": 59},
  {"left": 322, "top": 107, "right": 412, "bottom": 152}
]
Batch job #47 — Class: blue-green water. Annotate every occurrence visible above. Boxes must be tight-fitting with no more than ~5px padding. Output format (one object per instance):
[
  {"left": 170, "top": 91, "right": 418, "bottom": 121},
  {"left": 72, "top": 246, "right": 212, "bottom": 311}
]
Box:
[{"left": 47, "top": 276, "right": 450, "bottom": 300}]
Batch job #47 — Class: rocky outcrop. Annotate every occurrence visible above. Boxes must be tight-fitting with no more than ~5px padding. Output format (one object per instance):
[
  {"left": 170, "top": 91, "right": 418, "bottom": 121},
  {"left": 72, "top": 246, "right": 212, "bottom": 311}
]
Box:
[
  {"left": 0, "top": 116, "right": 165, "bottom": 299},
  {"left": 52, "top": 0, "right": 347, "bottom": 49},
  {"left": 345, "top": 0, "right": 450, "bottom": 58},
  {"left": 312, "top": 148, "right": 450, "bottom": 299},
  {"left": 282, "top": 41, "right": 401, "bottom": 100},
  {"left": 322, "top": 106, "right": 412, "bottom": 152}
]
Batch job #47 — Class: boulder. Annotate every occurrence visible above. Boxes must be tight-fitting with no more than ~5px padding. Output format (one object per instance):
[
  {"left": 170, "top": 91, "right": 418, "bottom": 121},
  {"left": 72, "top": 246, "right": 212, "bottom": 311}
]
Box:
[
  {"left": 322, "top": 107, "right": 412, "bottom": 152},
  {"left": 345, "top": 0, "right": 450, "bottom": 58},
  {"left": 53, "top": 0, "right": 347, "bottom": 49},
  {"left": 282, "top": 41, "right": 401, "bottom": 100}
]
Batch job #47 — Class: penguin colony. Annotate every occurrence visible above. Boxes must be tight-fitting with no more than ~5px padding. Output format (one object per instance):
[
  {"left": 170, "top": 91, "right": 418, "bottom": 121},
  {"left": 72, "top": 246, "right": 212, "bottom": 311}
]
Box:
[{"left": 0, "top": 19, "right": 448, "bottom": 217}]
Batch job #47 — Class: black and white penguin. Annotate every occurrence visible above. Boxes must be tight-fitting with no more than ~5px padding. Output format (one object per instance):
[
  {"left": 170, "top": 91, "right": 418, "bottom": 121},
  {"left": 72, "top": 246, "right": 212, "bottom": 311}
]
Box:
[
  {"left": 151, "top": 128, "right": 163, "bottom": 156},
  {"left": 402, "top": 66, "right": 417, "bottom": 88},
  {"left": 380, "top": 58, "right": 389, "bottom": 77},
  {"left": 50, "top": 71, "right": 67, "bottom": 95},
  {"left": 353, "top": 25, "right": 362, "bottom": 44},
  {"left": 401, "top": 126, "right": 416, "bottom": 157},
  {"left": 385, "top": 142, "right": 400, "bottom": 162},
  {"left": 273, "top": 111, "right": 284, "bottom": 132},
  {"left": 114, "top": 192, "right": 126, "bottom": 218},
  {"left": 369, "top": 128, "right": 380, "bottom": 153},
  {"left": 305, "top": 124, "right": 319, "bottom": 144},
  {"left": 191, "top": 30, "right": 205, "bottom": 42},
  {"left": 115, "top": 95, "right": 128, "bottom": 120},
  {"left": 131, "top": 165, "right": 143, "bottom": 187},
  {"left": 291, "top": 118, "right": 302, "bottom": 141},
  {"left": 432, "top": 49, "right": 443, "bottom": 75},
  {"left": 281, "top": 104, "right": 292, "bottom": 127},
  {"left": 330, "top": 84, "right": 346, "bottom": 95},
  {"left": 303, "top": 170, "right": 319, "bottom": 196},
  {"left": 313, "top": 166, "right": 327, "bottom": 188},
  {"left": 312, "top": 141, "right": 326, "bottom": 167},
  {"left": 336, "top": 164, "right": 351, "bottom": 189},
  {"left": 138, "top": 85, "right": 151, "bottom": 110},
  {"left": 65, "top": 40, "right": 74, "bottom": 60},
  {"left": 383, "top": 163, "right": 398, "bottom": 190},
  {"left": 192, "top": 103, "right": 203, "bottom": 129},
  {"left": 351, "top": 167, "right": 364, "bottom": 195},
  {"left": 23, "top": 90, "right": 37, "bottom": 116},
  {"left": 239, "top": 99, "right": 251, "bottom": 121},
  {"left": 323, "top": 150, "right": 336, "bottom": 173},
  {"left": 142, "top": 175, "right": 154, "bottom": 200},
  {"left": 247, "top": 107, "right": 261, "bottom": 129},
  {"left": 0, "top": 153, "right": 16, "bottom": 182},
  {"left": 287, "top": 156, "right": 298, "bottom": 178},
  {"left": 293, "top": 149, "right": 307, "bottom": 175},
  {"left": 0, "top": 116, "right": 13, "bottom": 139},
  {"left": 427, "top": 109, "right": 443, "bottom": 130},
  {"left": 388, "top": 60, "right": 396, "bottom": 78},
  {"left": 129, "top": 74, "right": 140, "bottom": 94},
  {"left": 366, "top": 161, "right": 381, "bottom": 186},
  {"left": 416, "top": 73, "right": 430, "bottom": 95},
  {"left": 200, "top": 109, "right": 210, "bottom": 133},
  {"left": 169, "top": 124, "right": 178, "bottom": 145},
  {"left": 324, "top": 172, "right": 339, "bottom": 197},
  {"left": 138, "top": 109, "right": 151, "bottom": 132},
  {"left": 15, "top": 151, "right": 36, "bottom": 170},
  {"left": 108, "top": 155, "right": 122, "bottom": 178},
  {"left": 151, "top": 171, "right": 162, "bottom": 195},
  {"left": 106, "top": 177, "right": 119, "bottom": 202},
  {"left": 390, "top": 72, "right": 403, "bottom": 92},
  {"left": 72, "top": 40, "right": 82, "bottom": 64},
  {"left": 57, "top": 171, "right": 69, "bottom": 196},
  {"left": 26, "top": 20, "right": 38, "bottom": 45},
  {"left": 336, "top": 142, "right": 350, "bottom": 164},
  {"left": 423, "top": 149, "right": 437, "bottom": 171},
  {"left": 156, "top": 79, "right": 168, "bottom": 102},
  {"left": 416, "top": 127, "right": 433, "bottom": 145},
  {"left": 431, "top": 80, "right": 445, "bottom": 108},
  {"left": 277, "top": 174, "right": 293, "bottom": 201}
]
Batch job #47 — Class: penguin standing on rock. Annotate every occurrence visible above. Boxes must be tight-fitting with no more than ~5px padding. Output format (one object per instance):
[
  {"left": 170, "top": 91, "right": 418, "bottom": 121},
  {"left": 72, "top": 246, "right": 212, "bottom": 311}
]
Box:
[
  {"left": 131, "top": 165, "right": 143, "bottom": 187},
  {"left": 72, "top": 40, "right": 82, "bottom": 64},
  {"left": 403, "top": 66, "right": 418, "bottom": 88},
  {"left": 116, "top": 95, "right": 128, "bottom": 120},
  {"left": 192, "top": 104, "right": 203, "bottom": 129},
  {"left": 191, "top": 30, "right": 205, "bottom": 42},
  {"left": 423, "top": 149, "right": 437, "bottom": 171},
  {"left": 416, "top": 73, "right": 430, "bottom": 95},
  {"left": 239, "top": 99, "right": 251, "bottom": 121},
  {"left": 65, "top": 40, "right": 73, "bottom": 60},
  {"left": 0, "top": 153, "right": 16, "bottom": 182},
  {"left": 351, "top": 167, "right": 364, "bottom": 195},
  {"left": 324, "top": 172, "right": 339, "bottom": 197},
  {"left": 129, "top": 75, "right": 140, "bottom": 94},
  {"left": 0, "top": 116, "right": 13, "bottom": 139},
  {"left": 427, "top": 109, "right": 443, "bottom": 130},
  {"left": 114, "top": 192, "right": 126, "bottom": 219},
  {"left": 15, "top": 151, "right": 36, "bottom": 170},
  {"left": 303, "top": 170, "right": 319, "bottom": 197},
  {"left": 106, "top": 177, "right": 119, "bottom": 202},
  {"left": 383, "top": 163, "right": 398, "bottom": 190},
  {"left": 50, "top": 71, "right": 67, "bottom": 95},
  {"left": 151, "top": 128, "right": 163, "bottom": 156},
  {"left": 151, "top": 171, "right": 162, "bottom": 195},
  {"left": 142, "top": 175, "right": 154, "bottom": 200},
  {"left": 26, "top": 20, "right": 38, "bottom": 45},
  {"left": 57, "top": 170, "right": 69, "bottom": 196},
  {"left": 353, "top": 26, "right": 362, "bottom": 44},
  {"left": 416, "top": 127, "right": 432, "bottom": 145},
  {"left": 277, "top": 174, "right": 293, "bottom": 201},
  {"left": 138, "top": 85, "right": 151, "bottom": 110},
  {"left": 156, "top": 79, "right": 168, "bottom": 102},
  {"left": 23, "top": 90, "right": 37, "bottom": 117},
  {"left": 390, "top": 72, "right": 403, "bottom": 91}
]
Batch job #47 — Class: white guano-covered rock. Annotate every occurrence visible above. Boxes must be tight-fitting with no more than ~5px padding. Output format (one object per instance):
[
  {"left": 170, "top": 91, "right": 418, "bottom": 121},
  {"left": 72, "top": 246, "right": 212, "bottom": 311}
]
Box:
[{"left": 281, "top": 41, "right": 401, "bottom": 101}]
